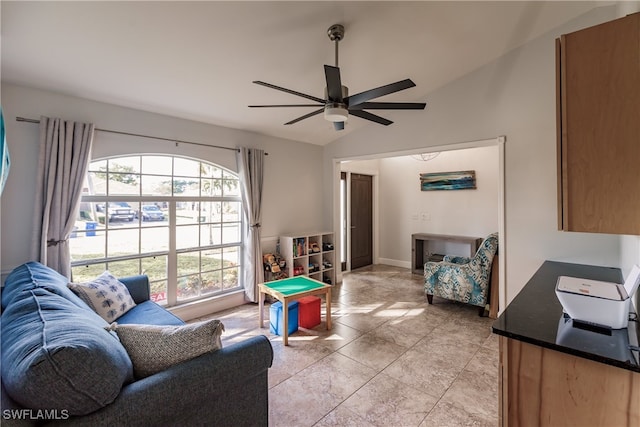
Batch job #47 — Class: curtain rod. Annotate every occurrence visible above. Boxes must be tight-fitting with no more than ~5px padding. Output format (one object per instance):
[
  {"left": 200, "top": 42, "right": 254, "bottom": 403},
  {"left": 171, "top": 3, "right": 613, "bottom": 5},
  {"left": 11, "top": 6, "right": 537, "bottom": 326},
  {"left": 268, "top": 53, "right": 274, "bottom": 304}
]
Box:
[{"left": 15, "top": 117, "right": 268, "bottom": 155}]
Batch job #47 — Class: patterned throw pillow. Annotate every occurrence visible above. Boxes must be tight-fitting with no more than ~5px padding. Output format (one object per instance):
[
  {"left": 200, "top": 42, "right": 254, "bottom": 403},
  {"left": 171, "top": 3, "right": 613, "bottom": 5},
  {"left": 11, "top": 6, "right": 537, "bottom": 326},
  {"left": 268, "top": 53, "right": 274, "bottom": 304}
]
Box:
[
  {"left": 107, "top": 319, "right": 225, "bottom": 378},
  {"left": 68, "top": 271, "right": 136, "bottom": 322}
]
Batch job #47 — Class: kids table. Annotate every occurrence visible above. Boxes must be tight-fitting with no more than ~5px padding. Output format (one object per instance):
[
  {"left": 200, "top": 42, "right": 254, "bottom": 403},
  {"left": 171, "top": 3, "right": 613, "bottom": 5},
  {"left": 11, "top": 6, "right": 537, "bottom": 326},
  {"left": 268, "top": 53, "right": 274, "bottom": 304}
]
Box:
[{"left": 258, "top": 276, "right": 332, "bottom": 346}]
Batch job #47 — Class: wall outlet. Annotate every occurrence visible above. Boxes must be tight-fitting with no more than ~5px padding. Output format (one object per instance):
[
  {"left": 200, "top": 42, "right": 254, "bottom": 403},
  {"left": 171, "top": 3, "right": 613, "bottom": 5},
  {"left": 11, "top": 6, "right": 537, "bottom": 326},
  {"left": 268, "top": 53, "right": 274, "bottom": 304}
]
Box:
[{"left": 421, "top": 212, "right": 431, "bottom": 221}]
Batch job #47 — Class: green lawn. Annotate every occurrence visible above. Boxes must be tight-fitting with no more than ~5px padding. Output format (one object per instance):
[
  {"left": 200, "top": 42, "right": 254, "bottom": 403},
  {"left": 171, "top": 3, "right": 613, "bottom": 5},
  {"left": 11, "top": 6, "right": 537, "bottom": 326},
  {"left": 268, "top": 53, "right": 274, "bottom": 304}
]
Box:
[{"left": 71, "top": 253, "right": 238, "bottom": 301}]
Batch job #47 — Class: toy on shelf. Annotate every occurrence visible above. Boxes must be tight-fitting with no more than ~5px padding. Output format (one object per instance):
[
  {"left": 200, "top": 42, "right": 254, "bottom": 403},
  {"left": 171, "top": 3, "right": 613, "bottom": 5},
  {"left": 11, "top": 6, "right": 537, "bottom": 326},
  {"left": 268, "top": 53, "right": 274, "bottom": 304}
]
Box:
[
  {"left": 279, "top": 232, "right": 336, "bottom": 286},
  {"left": 294, "top": 238, "right": 306, "bottom": 257},
  {"left": 263, "top": 253, "right": 288, "bottom": 280}
]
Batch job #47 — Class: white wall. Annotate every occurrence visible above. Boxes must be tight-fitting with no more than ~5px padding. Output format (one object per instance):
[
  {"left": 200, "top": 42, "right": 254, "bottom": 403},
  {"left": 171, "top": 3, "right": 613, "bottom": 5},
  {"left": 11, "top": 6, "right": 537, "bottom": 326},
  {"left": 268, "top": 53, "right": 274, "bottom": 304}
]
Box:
[
  {"left": 340, "top": 159, "right": 380, "bottom": 176},
  {"left": 0, "top": 83, "right": 324, "bottom": 277},
  {"left": 377, "top": 147, "right": 499, "bottom": 265},
  {"left": 621, "top": 236, "right": 640, "bottom": 277},
  {"left": 323, "top": 5, "right": 624, "bottom": 303}
]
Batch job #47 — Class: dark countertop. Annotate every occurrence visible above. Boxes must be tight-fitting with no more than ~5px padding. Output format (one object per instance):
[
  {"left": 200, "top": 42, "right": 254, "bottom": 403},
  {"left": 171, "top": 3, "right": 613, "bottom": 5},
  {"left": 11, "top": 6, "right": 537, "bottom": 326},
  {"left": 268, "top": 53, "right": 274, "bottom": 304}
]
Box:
[{"left": 492, "top": 260, "right": 639, "bottom": 372}]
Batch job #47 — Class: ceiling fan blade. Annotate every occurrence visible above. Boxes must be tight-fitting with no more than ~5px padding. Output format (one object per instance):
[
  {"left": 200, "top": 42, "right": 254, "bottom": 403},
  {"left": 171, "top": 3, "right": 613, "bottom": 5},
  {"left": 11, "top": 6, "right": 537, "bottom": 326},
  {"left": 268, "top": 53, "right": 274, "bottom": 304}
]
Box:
[
  {"left": 333, "top": 122, "right": 345, "bottom": 131},
  {"left": 349, "top": 110, "right": 393, "bottom": 126},
  {"left": 324, "top": 65, "right": 343, "bottom": 102},
  {"left": 347, "top": 79, "right": 416, "bottom": 107},
  {"left": 284, "top": 108, "right": 324, "bottom": 125},
  {"left": 249, "top": 104, "right": 322, "bottom": 108},
  {"left": 349, "top": 101, "right": 426, "bottom": 110},
  {"left": 253, "top": 81, "right": 325, "bottom": 104}
]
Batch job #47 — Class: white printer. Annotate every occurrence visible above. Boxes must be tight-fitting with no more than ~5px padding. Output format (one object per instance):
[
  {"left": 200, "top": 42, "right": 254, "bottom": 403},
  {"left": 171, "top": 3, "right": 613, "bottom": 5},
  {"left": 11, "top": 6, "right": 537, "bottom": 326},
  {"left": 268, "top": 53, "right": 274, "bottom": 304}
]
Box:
[{"left": 555, "top": 264, "right": 640, "bottom": 329}]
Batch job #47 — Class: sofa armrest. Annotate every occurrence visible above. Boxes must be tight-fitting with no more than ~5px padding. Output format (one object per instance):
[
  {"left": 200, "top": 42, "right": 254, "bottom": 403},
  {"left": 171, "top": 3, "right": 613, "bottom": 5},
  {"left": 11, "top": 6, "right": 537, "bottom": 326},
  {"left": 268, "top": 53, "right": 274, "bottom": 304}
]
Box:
[
  {"left": 118, "top": 275, "right": 150, "bottom": 304},
  {"left": 50, "top": 335, "right": 274, "bottom": 427}
]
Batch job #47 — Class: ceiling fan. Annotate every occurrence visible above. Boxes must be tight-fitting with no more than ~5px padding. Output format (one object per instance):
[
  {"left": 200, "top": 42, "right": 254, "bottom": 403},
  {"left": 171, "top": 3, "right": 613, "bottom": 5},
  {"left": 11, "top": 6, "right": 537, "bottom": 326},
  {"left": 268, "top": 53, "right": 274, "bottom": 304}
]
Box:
[{"left": 249, "top": 24, "right": 427, "bottom": 131}]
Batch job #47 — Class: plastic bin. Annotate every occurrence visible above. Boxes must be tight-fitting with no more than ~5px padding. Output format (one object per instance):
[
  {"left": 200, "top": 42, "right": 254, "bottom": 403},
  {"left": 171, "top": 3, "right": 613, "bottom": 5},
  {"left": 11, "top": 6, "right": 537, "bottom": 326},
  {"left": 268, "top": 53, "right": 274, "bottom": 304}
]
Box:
[
  {"left": 298, "top": 296, "right": 321, "bottom": 329},
  {"left": 269, "top": 301, "right": 299, "bottom": 336},
  {"left": 85, "top": 221, "right": 98, "bottom": 236}
]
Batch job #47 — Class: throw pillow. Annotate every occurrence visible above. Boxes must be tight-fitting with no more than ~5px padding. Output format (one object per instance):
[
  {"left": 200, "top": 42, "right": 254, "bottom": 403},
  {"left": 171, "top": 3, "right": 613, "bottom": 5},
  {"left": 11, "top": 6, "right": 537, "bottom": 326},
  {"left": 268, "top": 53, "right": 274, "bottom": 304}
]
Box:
[
  {"left": 107, "top": 319, "right": 225, "bottom": 378},
  {"left": 68, "top": 271, "right": 136, "bottom": 322}
]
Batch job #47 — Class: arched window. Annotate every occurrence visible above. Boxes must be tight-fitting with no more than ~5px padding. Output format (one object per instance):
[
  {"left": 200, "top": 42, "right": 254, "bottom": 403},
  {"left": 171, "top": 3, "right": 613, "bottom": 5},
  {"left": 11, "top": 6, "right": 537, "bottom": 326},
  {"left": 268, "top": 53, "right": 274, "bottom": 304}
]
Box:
[{"left": 69, "top": 155, "right": 243, "bottom": 306}]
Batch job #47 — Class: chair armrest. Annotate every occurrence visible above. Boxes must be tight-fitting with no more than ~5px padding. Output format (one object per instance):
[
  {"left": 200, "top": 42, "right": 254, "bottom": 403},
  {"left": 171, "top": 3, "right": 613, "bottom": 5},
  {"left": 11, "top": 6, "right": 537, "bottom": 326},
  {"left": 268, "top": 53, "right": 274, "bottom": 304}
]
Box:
[
  {"left": 50, "top": 335, "right": 274, "bottom": 427},
  {"left": 424, "top": 261, "right": 465, "bottom": 281},
  {"left": 117, "top": 275, "right": 150, "bottom": 304},
  {"left": 424, "top": 261, "right": 445, "bottom": 280},
  {"left": 443, "top": 255, "right": 471, "bottom": 264}
]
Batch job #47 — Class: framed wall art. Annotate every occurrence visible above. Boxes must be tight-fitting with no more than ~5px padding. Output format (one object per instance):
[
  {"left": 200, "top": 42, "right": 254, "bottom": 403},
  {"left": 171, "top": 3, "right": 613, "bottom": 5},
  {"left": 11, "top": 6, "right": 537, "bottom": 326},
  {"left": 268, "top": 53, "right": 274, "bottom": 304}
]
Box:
[{"left": 420, "top": 170, "right": 476, "bottom": 191}]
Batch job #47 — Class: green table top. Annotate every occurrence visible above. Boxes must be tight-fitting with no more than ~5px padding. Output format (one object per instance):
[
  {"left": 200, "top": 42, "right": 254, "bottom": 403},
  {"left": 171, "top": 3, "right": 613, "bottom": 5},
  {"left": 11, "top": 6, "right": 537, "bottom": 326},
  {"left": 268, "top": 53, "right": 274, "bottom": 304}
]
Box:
[{"left": 261, "top": 276, "right": 327, "bottom": 296}]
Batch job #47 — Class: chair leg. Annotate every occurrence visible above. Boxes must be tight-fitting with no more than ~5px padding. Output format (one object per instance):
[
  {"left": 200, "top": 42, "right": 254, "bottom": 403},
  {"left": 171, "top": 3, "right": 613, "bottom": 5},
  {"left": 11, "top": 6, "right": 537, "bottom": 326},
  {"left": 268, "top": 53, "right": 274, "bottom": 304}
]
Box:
[
  {"left": 426, "top": 294, "right": 433, "bottom": 304},
  {"left": 479, "top": 305, "right": 488, "bottom": 317}
]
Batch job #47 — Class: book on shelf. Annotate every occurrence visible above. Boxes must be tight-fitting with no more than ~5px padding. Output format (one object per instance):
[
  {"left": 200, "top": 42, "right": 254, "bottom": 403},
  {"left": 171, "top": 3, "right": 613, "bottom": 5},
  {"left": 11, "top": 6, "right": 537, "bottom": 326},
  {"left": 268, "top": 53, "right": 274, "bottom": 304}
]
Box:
[{"left": 293, "top": 238, "right": 306, "bottom": 257}]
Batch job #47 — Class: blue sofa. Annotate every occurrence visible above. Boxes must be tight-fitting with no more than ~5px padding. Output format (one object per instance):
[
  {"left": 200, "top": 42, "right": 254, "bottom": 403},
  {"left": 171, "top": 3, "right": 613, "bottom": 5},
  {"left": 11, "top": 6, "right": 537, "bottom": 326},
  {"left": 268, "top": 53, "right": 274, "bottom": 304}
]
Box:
[{"left": 1, "top": 262, "right": 273, "bottom": 426}]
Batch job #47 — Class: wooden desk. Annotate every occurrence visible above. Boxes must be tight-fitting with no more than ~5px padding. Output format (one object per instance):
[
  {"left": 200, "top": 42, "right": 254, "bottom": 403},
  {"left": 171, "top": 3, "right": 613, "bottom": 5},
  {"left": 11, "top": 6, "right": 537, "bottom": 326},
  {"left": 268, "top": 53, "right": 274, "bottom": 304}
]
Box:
[
  {"left": 411, "top": 233, "right": 482, "bottom": 274},
  {"left": 258, "top": 276, "right": 332, "bottom": 346}
]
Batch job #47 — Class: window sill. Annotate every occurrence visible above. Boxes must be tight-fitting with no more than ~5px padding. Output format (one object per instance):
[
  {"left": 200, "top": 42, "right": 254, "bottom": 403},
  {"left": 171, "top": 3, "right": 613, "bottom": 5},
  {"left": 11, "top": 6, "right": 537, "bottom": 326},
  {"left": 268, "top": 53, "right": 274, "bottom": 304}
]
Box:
[{"left": 168, "top": 289, "right": 246, "bottom": 322}]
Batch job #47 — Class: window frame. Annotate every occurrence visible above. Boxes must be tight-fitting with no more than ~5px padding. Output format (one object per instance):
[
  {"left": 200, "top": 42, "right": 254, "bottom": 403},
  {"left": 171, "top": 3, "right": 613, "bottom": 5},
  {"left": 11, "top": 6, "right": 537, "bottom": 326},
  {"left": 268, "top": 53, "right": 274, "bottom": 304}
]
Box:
[{"left": 70, "top": 155, "right": 244, "bottom": 307}]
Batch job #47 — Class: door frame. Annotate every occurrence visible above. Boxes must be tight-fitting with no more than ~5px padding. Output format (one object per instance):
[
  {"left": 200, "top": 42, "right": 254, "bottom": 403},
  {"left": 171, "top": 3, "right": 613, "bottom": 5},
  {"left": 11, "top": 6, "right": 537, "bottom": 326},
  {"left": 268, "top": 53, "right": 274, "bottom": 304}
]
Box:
[
  {"left": 332, "top": 136, "right": 507, "bottom": 316},
  {"left": 342, "top": 171, "right": 376, "bottom": 271}
]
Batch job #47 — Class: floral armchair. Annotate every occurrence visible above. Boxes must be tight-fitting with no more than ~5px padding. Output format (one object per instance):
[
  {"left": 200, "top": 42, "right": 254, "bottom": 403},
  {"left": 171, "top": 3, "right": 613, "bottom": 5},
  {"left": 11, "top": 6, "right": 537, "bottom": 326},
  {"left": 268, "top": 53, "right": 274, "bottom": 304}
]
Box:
[{"left": 424, "top": 232, "right": 498, "bottom": 310}]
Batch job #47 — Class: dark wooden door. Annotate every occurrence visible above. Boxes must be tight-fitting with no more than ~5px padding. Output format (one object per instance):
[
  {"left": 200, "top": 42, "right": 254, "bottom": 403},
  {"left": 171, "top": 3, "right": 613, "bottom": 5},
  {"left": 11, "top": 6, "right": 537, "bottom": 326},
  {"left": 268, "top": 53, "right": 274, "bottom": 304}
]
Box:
[{"left": 350, "top": 173, "right": 373, "bottom": 269}]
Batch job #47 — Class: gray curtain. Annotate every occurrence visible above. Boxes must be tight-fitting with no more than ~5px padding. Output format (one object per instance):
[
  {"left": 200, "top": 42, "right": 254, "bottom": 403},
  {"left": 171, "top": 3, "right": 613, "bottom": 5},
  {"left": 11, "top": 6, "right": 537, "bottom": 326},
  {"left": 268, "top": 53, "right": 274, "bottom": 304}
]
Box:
[
  {"left": 31, "top": 116, "right": 95, "bottom": 278},
  {"left": 237, "top": 147, "right": 265, "bottom": 302}
]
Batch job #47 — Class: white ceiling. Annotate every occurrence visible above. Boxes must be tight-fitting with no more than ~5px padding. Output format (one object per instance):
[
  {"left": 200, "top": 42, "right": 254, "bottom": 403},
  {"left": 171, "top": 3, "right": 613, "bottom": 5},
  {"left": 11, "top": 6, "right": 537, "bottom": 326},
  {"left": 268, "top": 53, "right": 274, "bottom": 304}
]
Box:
[{"left": 1, "top": 1, "right": 607, "bottom": 145}]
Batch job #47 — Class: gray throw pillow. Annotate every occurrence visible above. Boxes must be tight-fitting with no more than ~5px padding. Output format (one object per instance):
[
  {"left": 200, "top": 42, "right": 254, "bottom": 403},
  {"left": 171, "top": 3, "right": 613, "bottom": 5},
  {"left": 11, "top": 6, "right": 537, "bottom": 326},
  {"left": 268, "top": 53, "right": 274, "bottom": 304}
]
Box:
[
  {"left": 68, "top": 271, "right": 136, "bottom": 322},
  {"left": 107, "top": 319, "right": 224, "bottom": 378}
]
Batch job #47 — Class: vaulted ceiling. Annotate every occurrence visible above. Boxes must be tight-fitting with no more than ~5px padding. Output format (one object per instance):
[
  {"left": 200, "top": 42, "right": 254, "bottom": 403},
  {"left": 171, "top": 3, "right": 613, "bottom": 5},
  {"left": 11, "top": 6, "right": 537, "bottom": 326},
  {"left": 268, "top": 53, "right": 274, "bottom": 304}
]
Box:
[{"left": 1, "top": 1, "right": 608, "bottom": 145}]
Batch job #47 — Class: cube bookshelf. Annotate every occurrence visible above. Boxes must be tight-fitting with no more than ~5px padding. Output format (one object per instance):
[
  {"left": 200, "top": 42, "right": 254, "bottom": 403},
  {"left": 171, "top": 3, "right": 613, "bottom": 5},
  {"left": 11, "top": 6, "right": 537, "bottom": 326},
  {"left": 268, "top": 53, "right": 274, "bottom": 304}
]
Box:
[{"left": 279, "top": 232, "right": 335, "bottom": 285}]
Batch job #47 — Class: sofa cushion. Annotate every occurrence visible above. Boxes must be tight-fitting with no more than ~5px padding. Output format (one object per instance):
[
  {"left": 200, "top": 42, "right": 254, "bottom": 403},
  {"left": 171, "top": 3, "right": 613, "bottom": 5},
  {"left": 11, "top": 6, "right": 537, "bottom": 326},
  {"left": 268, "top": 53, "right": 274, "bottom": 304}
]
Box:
[
  {"left": 1, "top": 284, "right": 134, "bottom": 415},
  {"left": 116, "top": 300, "right": 184, "bottom": 326},
  {"left": 108, "top": 319, "right": 224, "bottom": 378},
  {"left": 68, "top": 271, "right": 136, "bottom": 322}
]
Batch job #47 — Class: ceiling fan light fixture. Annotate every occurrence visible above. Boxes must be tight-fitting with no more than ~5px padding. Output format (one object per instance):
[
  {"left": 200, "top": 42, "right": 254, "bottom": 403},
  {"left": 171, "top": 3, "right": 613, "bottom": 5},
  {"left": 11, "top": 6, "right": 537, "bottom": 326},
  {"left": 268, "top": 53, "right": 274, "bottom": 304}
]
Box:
[
  {"left": 250, "top": 22, "right": 426, "bottom": 130},
  {"left": 324, "top": 103, "right": 349, "bottom": 122}
]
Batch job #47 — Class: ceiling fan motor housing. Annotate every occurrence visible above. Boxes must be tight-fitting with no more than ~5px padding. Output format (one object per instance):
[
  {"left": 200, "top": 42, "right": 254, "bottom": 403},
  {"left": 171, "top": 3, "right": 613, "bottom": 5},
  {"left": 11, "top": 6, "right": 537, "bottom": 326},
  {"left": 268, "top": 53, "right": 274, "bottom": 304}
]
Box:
[{"left": 324, "top": 85, "right": 349, "bottom": 122}]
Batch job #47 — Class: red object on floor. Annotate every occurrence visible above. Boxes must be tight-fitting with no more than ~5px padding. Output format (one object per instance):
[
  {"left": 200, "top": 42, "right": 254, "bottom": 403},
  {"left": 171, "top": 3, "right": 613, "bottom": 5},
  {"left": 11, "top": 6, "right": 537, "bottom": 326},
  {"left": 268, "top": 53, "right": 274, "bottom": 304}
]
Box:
[{"left": 298, "top": 295, "right": 321, "bottom": 329}]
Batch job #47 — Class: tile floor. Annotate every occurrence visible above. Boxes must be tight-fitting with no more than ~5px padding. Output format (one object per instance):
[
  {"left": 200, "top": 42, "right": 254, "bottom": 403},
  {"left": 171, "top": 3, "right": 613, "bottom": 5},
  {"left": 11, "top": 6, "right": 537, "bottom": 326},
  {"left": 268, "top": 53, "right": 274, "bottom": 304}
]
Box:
[{"left": 200, "top": 264, "right": 498, "bottom": 427}]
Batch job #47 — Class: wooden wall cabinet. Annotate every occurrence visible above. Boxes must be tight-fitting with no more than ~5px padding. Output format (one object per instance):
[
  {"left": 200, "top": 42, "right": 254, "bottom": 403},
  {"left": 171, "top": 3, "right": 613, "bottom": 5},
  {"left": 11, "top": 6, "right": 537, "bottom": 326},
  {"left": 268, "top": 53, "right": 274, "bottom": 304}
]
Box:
[{"left": 556, "top": 12, "right": 640, "bottom": 234}]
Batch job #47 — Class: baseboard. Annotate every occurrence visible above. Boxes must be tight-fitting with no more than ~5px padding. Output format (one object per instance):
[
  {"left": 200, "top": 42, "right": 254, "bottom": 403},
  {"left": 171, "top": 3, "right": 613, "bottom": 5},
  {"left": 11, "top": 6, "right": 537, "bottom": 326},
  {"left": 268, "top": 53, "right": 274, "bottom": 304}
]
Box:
[{"left": 378, "top": 258, "right": 411, "bottom": 269}]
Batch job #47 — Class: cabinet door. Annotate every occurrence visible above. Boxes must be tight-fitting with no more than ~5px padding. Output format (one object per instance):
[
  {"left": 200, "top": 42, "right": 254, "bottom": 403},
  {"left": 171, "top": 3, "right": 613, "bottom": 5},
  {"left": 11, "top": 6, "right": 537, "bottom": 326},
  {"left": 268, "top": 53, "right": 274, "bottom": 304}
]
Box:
[
  {"left": 500, "top": 338, "right": 640, "bottom": 427},
  {"left": 557, "top": 13, "right": 640, "bottom": 234}
]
